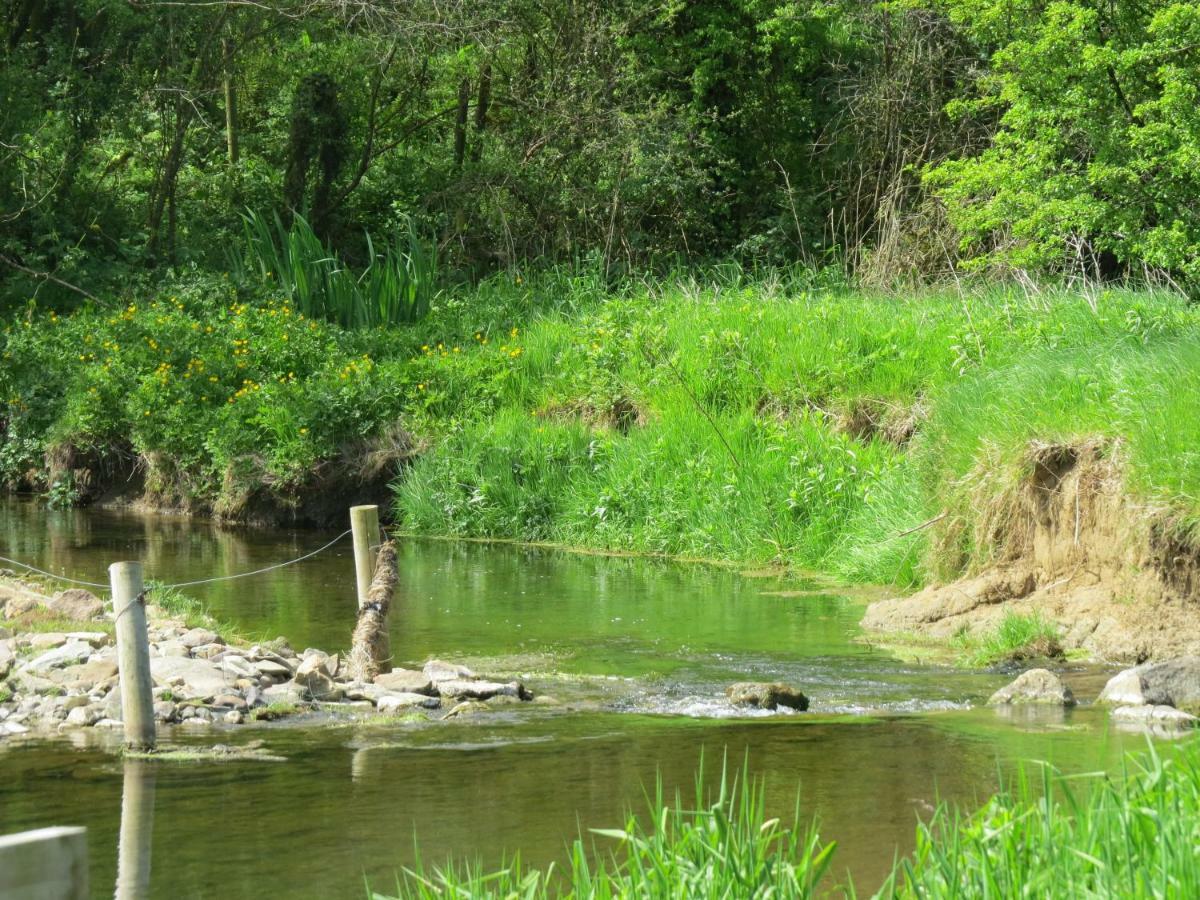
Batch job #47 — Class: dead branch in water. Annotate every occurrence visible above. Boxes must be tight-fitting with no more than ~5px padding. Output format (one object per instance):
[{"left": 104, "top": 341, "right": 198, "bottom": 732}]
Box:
[{"left": 348, "top": 540, "right": 397, "bottom": 682}]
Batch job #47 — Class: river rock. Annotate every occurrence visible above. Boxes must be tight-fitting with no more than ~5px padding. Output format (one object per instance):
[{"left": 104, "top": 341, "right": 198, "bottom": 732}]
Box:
[
  {"left": 47, "top": 589, "right": 104, "bottom": 621},
  {"left": 293, "top": 656, "right": 343, "bottom": 700},
  {"left": 441, "top": 700, "right": 491, "bottom": 719},
  {"left": 223, "top": 710, "right": 244, "bottom": 725},
  {"left": 1111, "top": 705, "right": 1199, "bottom": 729},
  {"left": 63, "top": 659, "right": 119, "bottom": 692},
  {"left": 213, "top": 693, "right": 248, "bottom": 711},
  {"left": 65, "top": 632, "right": 110, "bottom": 648},
  {"left": 1098, "top": 657, "right": 1200, "bottom": 713},
  {"left": 726, "top": 682, "right": 809, "bottom": 711},
  {"left": 156, "top": 640, "right": 190, "bottom": 658},
  {"left": 4, "top": 595, "right": 40, "bottom": 618},
  {"left": 377, "top": 692, "right": 441, "bottom": 713},
  {"left": 262, "top": 683, "right": 306, "bottom": 705},
  {"left": 423, "top": 660, "right": 475, "bottom": 683},
  {"left": 373, "top": 669, "right": 436, "bottom": 696},
  {"left": 150, "top": 656, "right": 231, "bottom": 701},
  {"left": 21, "top": 640, "right": 93, "bottom": 674},
  {"left": 180, "top": 627, "right": 222, "bottom": 649},
  {"left": 192, "top": 642, "right": 226, "bottom": 660},
  {"left": 64, "top": 705, "right": 100, "bottom": 727},
  {"left": 988, "top": 669, "right": 1076, "bottom": 706},
  {"left": 436, "top": 679, "right": 531, "bottom": 702},
  {"left": 0, "top": 645, "right": 12, "bottom": 680},
  {"left": 27, "top": 632, "right": 68, "bottom": 650},
  {"left": 218, "top": 655, "right": 258, "bottom": 680},
  {"left": 253, "top": 660, "right": 293, "bottom": 681},
  {"left": 154, "top": 700, "right": 178, "bottom": 723}
]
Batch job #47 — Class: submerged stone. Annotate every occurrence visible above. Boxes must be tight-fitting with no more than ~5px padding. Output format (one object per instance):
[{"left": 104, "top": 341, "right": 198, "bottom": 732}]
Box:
[{"left": 725, "top": 682, "right": 809, "bottom": 711}]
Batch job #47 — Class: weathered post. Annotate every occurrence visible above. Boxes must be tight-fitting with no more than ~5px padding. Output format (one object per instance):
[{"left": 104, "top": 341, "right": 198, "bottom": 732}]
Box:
[
  {"left": 350, "top": 504, "right": 381, "bottom": 608},
  {"left": 348, "top": 540, "right": 397, "bottom": 681},
  {"left": 109, "top": 561, "right": 155, "bottom": 751},
  {"left": 0, "top": 826, "right": 88, "bottom": 898}
]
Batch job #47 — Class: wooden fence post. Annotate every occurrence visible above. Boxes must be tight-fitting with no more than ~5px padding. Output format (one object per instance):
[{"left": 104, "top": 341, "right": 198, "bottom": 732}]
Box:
[
  {"left": 350, "top": 504, "right": 381, "bottom": 608},
  {"left": 115, "top": 759, "right": 156, "bottom": 900},
  {"left": 0, "top": 826, "right": 88, "bottom": 899},
  {"left": 109, "top": 561, "right": 155, "bottom": 751}
]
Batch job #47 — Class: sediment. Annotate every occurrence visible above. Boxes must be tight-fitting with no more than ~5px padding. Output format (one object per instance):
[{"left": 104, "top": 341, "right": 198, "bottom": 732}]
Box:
[{"left": 862, "top": 440, "right": 1200, "bottom": 663}]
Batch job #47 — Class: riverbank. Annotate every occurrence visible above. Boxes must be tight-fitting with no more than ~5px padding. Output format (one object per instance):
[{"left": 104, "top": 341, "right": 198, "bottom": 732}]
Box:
[{"left": 6, "top": 273, "right": 1200, "bottom": 660}]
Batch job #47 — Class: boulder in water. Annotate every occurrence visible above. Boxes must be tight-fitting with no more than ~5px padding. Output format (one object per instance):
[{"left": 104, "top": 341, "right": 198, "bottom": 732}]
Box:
[
  {"left": 1098, "top": 657, "right": 1200, "bottom": 713},
  {"left": 988, "top": 668, "right": 1076, "bottom": 706},
  {"left": 726, "top": 682, "right": 809, "bottom": 711}
]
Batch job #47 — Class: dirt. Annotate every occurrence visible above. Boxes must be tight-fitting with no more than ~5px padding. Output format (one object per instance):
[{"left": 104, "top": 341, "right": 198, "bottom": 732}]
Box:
[{"left": 862, "top": 440, "right": 1200, "bottom": 663}]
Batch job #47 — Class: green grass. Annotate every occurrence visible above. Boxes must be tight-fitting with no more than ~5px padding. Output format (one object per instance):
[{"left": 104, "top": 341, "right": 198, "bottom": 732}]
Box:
[
  {"left": 5, "top": 270, "right": 1200, "bottom": 587},
  {"left": 950, "top": 611, "right": 1063, "bottom": 667},
  {"left": 370, "top": 742, "right": 1200, "bottom": 899}
]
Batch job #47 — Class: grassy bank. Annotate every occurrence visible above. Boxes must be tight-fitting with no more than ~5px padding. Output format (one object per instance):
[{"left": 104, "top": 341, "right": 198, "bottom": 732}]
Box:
[
  {"left": 4, "top": 272, "right": 1200, "bottom": 587},
  {"left": 373, "top": 741, "right": 1200, "bottom": 898}
]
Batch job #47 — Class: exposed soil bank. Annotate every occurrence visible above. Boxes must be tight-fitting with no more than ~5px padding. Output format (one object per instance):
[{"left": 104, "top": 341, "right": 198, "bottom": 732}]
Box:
[{"left": 863, "top": 441, "right": 1200, "bottom": 662}]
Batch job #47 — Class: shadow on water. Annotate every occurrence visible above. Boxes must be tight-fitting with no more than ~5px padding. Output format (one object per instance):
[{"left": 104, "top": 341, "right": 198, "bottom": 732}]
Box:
[{"left": 0, "top": 497, "right": 1154, "bottom": 897}]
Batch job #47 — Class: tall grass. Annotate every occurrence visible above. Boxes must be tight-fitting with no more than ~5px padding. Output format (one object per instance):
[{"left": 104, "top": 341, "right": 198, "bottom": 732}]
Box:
[
  {"left": 371, "top": 742, "right": 1200, "bottom": 899},
  {"left": 374, "top": 761, "right": 835, "bottom": 899},
  {"left": 232, "top": 210, "right": 436, "bottom": 328}
]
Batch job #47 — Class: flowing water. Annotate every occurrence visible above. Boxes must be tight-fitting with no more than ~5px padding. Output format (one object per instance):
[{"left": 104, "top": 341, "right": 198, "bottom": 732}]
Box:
[{"left": 0, "top": 499, "right": 1150, "bottom": 897}]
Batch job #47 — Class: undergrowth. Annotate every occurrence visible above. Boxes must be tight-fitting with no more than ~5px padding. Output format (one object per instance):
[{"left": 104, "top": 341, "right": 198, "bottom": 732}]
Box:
[
  {"left": 371, "top": 741, "right": 1200, "bottom": 899},
  {"left": 950, "top": 612, "right": 1063, "bottom": 667}
]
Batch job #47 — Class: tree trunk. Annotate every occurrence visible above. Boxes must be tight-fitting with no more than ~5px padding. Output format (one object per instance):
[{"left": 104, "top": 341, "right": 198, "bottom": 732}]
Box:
[
  {"left": 453, "top": 76, "right": 470, "bottom": 169},
  {"left": 470, "top": 63, "right": 491, "bottom": 163},
  {"left": 223, "top": 35, "right": 238, "bottom": 166}
]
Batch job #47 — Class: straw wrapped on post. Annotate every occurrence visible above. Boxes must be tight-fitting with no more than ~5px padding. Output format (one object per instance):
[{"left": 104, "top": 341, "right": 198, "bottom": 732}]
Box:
[{"left": 348, "top": 540, "right": 397, "bottom": 682}]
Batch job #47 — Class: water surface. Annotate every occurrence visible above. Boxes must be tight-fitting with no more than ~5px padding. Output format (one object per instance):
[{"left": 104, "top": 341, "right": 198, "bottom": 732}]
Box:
[{"left": 0, "top": 499, "right": 1149, "bottom": 897}]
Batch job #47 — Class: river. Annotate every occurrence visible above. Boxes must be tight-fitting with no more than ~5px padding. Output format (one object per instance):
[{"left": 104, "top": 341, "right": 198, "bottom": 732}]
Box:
[{"left": 0, "top": 498, "right": 1146, "bottom": 897}]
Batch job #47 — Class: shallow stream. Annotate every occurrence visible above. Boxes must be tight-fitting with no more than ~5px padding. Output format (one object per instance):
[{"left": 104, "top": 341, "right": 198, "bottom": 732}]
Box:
[{"left": 0, "top": 499, "right": 1150, "bottom": 897}]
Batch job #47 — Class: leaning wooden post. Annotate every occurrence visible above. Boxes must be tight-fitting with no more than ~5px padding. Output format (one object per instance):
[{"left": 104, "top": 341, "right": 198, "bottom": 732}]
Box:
[
  {"left": 348, "top": 540, "right": 397, "bottom": 682},
  {"left": 350, "top": 504, "right": 381, "bottom": 608},
  {"left": 109, "top": 561, "right": 156, "bottom": 751}
]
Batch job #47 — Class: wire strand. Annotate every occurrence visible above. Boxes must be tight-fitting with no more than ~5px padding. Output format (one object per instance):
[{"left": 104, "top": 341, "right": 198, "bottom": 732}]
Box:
[
  {"left": 0, "top": 555, "right": 110, "bottom": 589},
  {"left": 160, "top": 529, "right": 352, "bottom": 588}
]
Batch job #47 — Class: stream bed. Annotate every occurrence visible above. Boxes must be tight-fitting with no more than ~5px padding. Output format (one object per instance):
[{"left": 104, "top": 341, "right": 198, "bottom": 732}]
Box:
[{"left": 0, "top": 499, "right": 1151, "bottom": 897}]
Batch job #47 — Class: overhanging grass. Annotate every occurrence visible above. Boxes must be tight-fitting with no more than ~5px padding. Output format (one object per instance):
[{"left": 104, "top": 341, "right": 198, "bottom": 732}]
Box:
[{"left": 371, "top": 741, "right": 1200, "bottom": 899}]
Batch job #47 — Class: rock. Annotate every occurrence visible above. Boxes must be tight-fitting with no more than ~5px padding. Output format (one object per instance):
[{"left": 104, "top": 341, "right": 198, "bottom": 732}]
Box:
[
  {"left": 153, "top": 700, "right": 178, "bottom": 723},
  {"left": 155, "top": 640, "right": 190, "bottom": 658},
  {"left": 212, "top": 693, "right": 248, "bottom": 711},
  {"left": 4, "top": 596, "right": 40, "bottom": 618},
  {"left": 441, "top": 700, "right": 490, "bottom": 720},
  {"left": 376, "top": 692, "right": 441, "bottom": 713},
  {"left": 373, "top": 669, "right": 436, "bottom": 696},
  {"left": 423, "top": 660, "right": 476, "bottom": 683},
  {"left": 0, "top": 645, "right": 12, "bottom": 680},
  {"left": 218, "top": 655, "right": 257, "bottom": 679},
  {"left": 296, "top": 671, "right": 343, "bottom": 701},
  {"left": 294, "top": 654, "right": 343, "bottom": 699},
  {"left": 191, "top": 642, "right": 226, "bottom": 660},
  {"left": 21, "top": 641, "right": 93, "bottom": 674},
  {"left": 436, "top": 679, "right": 531, "bottom": 702},
  {"left": 149, "top": 656, "right": 231, "bottom": 701},
  {"left": 180, "top": 628, "right": 222, "bottom": 649},
  {"left": 988, "top": 669, "right": 1076, "bottom": 706},
  {"left": 63, "top": 659, "right": 119, "bottom": 692},
  {"left": 1, "top": 721, "right": 29, "bottom": 735},
  {"left": 223, "top": 710, "right": 244, "bottom": 725},
  {"left": 253, "top": 660, "right": 293, "bottom": 680},
  {"left": 47, "top": 589, "right": 104, "bottom": 621},
  {"left": 1099, "top": 658, "right": 1200, "bottom": 713},
  {"left": 1111, "top": 705, "right": 1199, "bottom": 729},
  {"left": 64, "top": 705, "right": 100, "bottom": 727},
  {"left": 27, "top": 633, "right": 68, "bottom": 650},
  {"left": 725, "top": 682, "right": 809, "bottom": 711},
  {"left": 65, "top": 632, "right": 110, "bottom": 648}
]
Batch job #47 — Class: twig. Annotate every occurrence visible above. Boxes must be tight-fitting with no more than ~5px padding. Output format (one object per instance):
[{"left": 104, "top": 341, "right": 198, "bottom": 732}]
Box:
[{"left": 0, "top": 254, "right": 100, "bottom": 301}]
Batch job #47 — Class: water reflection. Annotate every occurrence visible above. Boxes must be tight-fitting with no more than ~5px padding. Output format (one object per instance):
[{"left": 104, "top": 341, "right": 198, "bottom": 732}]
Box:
[{"left": 115, "top": 760, "right": 155, "bottom": 900}]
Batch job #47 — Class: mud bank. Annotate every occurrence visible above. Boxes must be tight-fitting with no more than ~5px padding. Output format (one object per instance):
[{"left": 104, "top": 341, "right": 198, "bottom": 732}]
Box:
[{"left": 863, "top": 440, "right": 1200, "bottom": 662}]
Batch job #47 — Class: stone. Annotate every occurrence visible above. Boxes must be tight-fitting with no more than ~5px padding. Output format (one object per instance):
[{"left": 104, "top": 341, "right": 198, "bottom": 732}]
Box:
[
  {"left": 223, "top": 710, "right": 244, "bottom": 725},
  {"left": 376, "top": 692, "right": 441, "bottom": 713},
  {"left": 155, "top": 640, "right": 190, "bottom": 658},
  {"left": 180, "top": 628, "right": 222, "bottom": 649},
  {"left": 423, "top": 659, "right": 476, "bottom": 683},
  {"left": 441, "top": 700, "right": 490, "bottom": 720},
  {"left": 725, "top": 682, "right": 809, "bottom": 711},
  {"left": 1, "top": 720, "right": 29, "bottom": 735},
  {"left": 253, "top": 660, "right": 293, "bottom": 680},
  {"left": 988, "top": 669, "right": 1076, "bottom": 706},
  {"left": 4, "top": 596, "right": 40, "bottom": 617},
  {"left": 436, "top": 679, "right": 532, "bottom": 702},
  {"left": 64, "top": 705, "right": 100, "bottom": 727},
  {"left": 149, "top": 656, "right": 232, "bottom": 701},
  {"left": 63, "top": 659, "right": 119, "bottom": 692},
  {"left": 47, "top": 589, "right": 104, "bottom": 621},
  {"left": 294, "top": 653, "right": 342, "bottom": 699},
  {"left": 373, "top": 669, "right": 436, "bottom": 696},
  {"left": 27, "top": 632, "right": 68, "bottom": 650},
  {"left": 153, "top": 700, "right": 178, "bottom": 723},
  {"left": 192, "top": 642, "right": 225, "bottom": 660},
  {"left": 262, "top": 683, "right": 306, "bottom": 705},
  {"left": 65, "top": 632, "right": 110, "bottom": 648},
  {"left": 218, "top": 655, "right": 257, "bottom": 679},
  {"left": 1111, "top": 705, "right": 1199, "bottom": 729},
  {"left": 212, "top": 693, "right": 248, "bottom": 711},
  {"left": 1099, "top": 658, "right": 1200, "bottom": 713},
  {"left": 21, "top": 641, "right": 93, "bottom": 674}
]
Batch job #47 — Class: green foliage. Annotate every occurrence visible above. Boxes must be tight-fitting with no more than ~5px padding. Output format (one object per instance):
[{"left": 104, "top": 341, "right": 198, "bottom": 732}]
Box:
[
  {"left": 232, "top": 211, "right": 436, "bottom": 328},
  {"left": 377, "top": 760, "right": 834, "bottom": 899},
  {"left": 926, "top": 0, "right": 1200, "bottom": 282},
  {"left": 950, "top": 612, "right": 1061, "bottom": 667}
]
